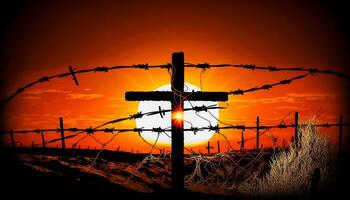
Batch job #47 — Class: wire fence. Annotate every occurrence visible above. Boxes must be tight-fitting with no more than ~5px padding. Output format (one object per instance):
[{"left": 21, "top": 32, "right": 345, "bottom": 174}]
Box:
[
  {"left": 1, "top": 60, "right": 348, "bottom": 153},
  {"left": 1, "top": 62, "right": 349, "bottom": 105},
  {"left": 2, "top": 111, "right": 348, "bottom": 154}
]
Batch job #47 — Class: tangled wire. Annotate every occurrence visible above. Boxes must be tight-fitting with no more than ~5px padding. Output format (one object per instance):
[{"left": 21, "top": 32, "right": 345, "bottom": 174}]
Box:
[{"left": 135, "top": 149, "right": 271, "bottom": 191}]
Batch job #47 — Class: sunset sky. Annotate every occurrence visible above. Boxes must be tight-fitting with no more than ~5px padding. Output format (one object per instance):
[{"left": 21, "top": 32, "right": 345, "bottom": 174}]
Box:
[{"left": 1, "top": 0, "right": 349, "bottom": 153}]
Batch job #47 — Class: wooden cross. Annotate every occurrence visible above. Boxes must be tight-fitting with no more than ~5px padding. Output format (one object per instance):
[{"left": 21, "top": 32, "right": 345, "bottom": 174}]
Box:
[
  {"left": 125, "top": 52, "right": 228, "bottom": 191},
  {"left": 206, "top": 141, "right": 214, "bottom": 154}
]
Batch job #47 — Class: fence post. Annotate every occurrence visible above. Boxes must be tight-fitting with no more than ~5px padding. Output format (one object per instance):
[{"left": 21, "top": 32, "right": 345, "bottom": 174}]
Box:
[
  {"left": 256, "top": 116, "right": 260, "bottom": 149},
  {"left": 10, "top": 130, "right": 15, "bottom": 148},
  {"left": 241, "top": 130, "right": 244, "bottom": 152},
  {"left": 41, "top": 131, "right": 46, "bottom": 148},
  {"left": 339, "top": 115, "right": 343, "bottom": 156},
  {"left": 217, "top": 141, "right": 220, "bottom": 153},
  {"left": 59, "top": 117, "right": 66, "bottom": 149},
  {"left": 294, "top": 112, "right": 299, "bottom": 145},
  {"left": 206, "top": 141, "right": 213, "bottom": 154}
]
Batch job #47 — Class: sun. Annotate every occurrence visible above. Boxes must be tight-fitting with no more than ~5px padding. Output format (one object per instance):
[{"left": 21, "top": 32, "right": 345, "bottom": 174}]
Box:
[
  {"left": 173, "top": 111, "right": 184, "bottom": 121},
  {"left": 136, "top": 83, "right": 219, "bottom": 147}
]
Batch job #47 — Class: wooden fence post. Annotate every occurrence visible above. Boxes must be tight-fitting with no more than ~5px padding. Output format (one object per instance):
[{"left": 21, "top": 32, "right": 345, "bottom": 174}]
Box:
[
  {"left": 10, "top": 130, "right": 15, "bottom": 148},
  {"left": 256, "top": 116, "right": 260, "bottom": 149},
  {"left": 217, "top": 141, "right": 220, "bottom": 153},
  {"left": 294, "top": 112, "right": 299, "bottom": 145},
  {"left": 206, "top": 141, "right": 214, "bottom": 154},
  {"left": 41, "top": 131, "right": 46, "bottom": 148},
  {"left": 59, "top": 117, "right": 65, "bottom": 149},
  {"left": 339, "top": 115, "right": 343, "bottom": 156},
  {"left": 241, "top": 130, "right": 244, "bottom": 152}
]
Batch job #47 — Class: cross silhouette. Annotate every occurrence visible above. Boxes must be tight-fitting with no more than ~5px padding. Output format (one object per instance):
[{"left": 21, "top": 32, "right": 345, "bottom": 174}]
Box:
[{"left": 125, "top": 52, "right": 228, "bottom": 191}]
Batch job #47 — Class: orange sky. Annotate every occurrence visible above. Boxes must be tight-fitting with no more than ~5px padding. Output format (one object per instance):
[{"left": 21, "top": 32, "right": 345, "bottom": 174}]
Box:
[{"left": 1, "top": 0, "right": 349, "bottom": 153}]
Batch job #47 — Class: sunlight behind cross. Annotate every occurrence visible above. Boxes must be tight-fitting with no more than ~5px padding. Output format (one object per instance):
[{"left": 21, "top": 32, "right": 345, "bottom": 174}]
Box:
[{"left": 135, "top": 83, "right": 219, "bottom": 146}]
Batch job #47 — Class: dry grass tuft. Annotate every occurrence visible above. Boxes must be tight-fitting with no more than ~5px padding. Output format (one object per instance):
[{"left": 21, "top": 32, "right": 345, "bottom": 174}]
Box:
[{"left": 240, "top": 118, "right": 336, "bottom": 197}]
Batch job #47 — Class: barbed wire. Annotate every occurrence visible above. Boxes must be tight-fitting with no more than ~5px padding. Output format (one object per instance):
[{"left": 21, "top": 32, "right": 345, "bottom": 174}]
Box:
[
  {"left": 3, "top": 122, "right": 347, "bottom": 147},
  {"left": 185, "top": 63, "right": 350, "bottom": 79},
  {"left": 94, "top": 104, "right": 225, "bottom": 130},
  {"left": 0, "top": 63, "right": 172, "bottom": 105},
  {"left": 2, "top": 62, "right": 349, "bottom": 106},
  {"left": 228, "top": 73, "right": 309, "bottom": 95},
  {"left": 3, "top": 122, "right": 347, "bottom": 135}
]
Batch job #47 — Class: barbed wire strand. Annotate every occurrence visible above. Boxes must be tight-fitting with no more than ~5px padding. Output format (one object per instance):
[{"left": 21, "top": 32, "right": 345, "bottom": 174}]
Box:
[{"left": 185, "top": 63, "right": 350, "bottom": 79}]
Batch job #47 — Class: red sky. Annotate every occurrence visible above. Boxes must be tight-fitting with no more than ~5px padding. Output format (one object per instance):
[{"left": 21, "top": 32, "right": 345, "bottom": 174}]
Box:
[{"left": 1, "top": 0, "right": 349, "bottom": 153}]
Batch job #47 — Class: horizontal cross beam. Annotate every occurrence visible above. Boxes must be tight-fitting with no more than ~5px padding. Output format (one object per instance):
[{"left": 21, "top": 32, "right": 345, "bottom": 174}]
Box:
[{"left": 125, "top": 91, "right": 228, "bottom": 101}]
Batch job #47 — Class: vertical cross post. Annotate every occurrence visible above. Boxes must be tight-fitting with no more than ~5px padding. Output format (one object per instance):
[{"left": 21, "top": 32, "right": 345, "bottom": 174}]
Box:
[
  {"left": 294, "top": 112, "right": 299, "bottom": 145},
  {"left": 339, "top": 115, "right": 343, "bottom": 156},
  {"left": 171, "top": 52, "right": 184, "bottom": 192},
  {"left": 59, "top": 117, "right": 66, "bottom": 149},
  {"left": 256, "top": 116, "right": 260, "bottom": 149},
  {"left": 10, "top": 130, "right": 15, "bottom": 148},
  {"left": 217, "top": 141, "right": 220, "bottom": 153},
  {"left": 41, "top": 131, "right": 46, "bottom": 148}
]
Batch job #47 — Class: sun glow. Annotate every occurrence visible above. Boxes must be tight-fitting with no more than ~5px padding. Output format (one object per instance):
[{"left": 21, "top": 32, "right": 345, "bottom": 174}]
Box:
[
  {"left": 173, "top": 111, "right": 184, "bottom": 121},
  {"left": 136, "top": 83, "right": 219, "bottom": 147}
]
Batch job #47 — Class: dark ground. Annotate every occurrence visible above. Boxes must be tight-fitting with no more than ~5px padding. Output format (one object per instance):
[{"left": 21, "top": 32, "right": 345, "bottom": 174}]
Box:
[{"left": 0, "top": 148, "right": 349, "bottom": 200}]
